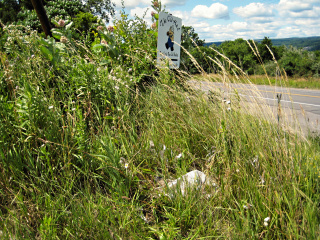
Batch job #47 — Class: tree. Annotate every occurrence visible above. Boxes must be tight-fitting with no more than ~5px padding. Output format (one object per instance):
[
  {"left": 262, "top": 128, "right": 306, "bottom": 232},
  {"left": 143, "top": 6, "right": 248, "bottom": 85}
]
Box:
[
  {"left": 181, "top": 26, "right": 204, "bottom": 50},
  {"left": 219, "top": 38, "right": 257, "bottom": 74},
  {"left": 180, "top": 26, "right": 205, "bottom": 72},
  {"left": 0, "top": 0, "right": 115, "bottom": 29},
  {"left": 81, "top": 0, "right": 115, "bottom": 21},
  {"left": 30, "top": 0, "right": 52, "bottom": 37},
  {"left": 258, "top": 37, "right": 279, "bottom": 62}
]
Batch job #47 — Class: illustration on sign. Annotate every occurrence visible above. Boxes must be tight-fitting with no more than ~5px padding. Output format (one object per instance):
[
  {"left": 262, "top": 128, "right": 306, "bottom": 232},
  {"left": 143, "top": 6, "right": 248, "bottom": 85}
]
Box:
[
  {"left": 165, "top": 26, "right": 174, "bottom": 51},
  {"left": 157, "top": 12, "right": 182, "bottom": 69}
]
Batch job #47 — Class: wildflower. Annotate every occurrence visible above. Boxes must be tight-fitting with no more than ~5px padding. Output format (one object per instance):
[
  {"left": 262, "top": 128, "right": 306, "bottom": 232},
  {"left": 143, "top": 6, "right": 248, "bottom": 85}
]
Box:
[
  {"left": 227, "top": 107, "right": 231, "bottom": 111},
  {"left": 107, "top": 26, "right": 114, "bottom": 32},
  {"left": 97, "top": 67, "right": 101, "bottom": 72},
  {"left": 153, "top": 1, "right": 159, "bottom": 8},
  {"left": 115, "top": 86, "right": 119, "bottom": 90},
  {"left": 49, "top": 106, "right": 53, "bottom": 109},
  {"left": 226, "top": 100, "right": 231, "bottom": 104},
  {"left": 151, "top": 22, "right": 157, "bottom": 29},
  {"left": 259, "top": 176, "right": 265, "bottom": 185},
  {"left": 264, "top": 217, "right": 270, "bottom": 222},
  {"left": 58, "top": 19, "right": 65, "bottom": 27},
  {"left": 176, "top": 153, "right": 182, "bottom": 159},
  {"left": 71, "top": 108, "right": 76, "bottom": 111},
  {"left": 243, "top": 204, "right": 252, "bottom": 209},
  {"left": 151, "top": 11, "right": 156, "bottom": 17},
  {"left": 163, "top": 145, "right": 166, "bottom": 151},
  {"left": 236, "top": 169, "right": 240, "bottom": 173},
  {"left": 124, "top": 163, "right": 129, "bottom": 169},
  {"left": 128, "top": 68, "right": 132, "bottom": 73},
  {"left": 101, "top": 39, "right": 108, "bottom": 45},
  {"left": 119, "top": 157, "right": 125, "bottom": 164},
  {"left": 60, "top": 36, "right": 68, "bottom": 43},
  {"left": 97, "top": 25, "right": 104, "bottom": 31},
  {"left": 264, "top": 221, "right": 268, "bottom": 227}
]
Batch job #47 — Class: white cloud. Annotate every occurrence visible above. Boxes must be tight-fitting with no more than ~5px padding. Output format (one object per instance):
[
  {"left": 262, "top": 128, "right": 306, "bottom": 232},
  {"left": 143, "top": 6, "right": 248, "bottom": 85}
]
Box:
[
  {"left": 248, "top": 17, "right": 274, "bottom": 23},
  {"left": 191, "top": 3, "right": 229, "bottom": 19},
  {"left": 233, "top": 3, "right": 274, "bottom": 18},
  {"left": 228, "top": 22, "right": 250, "bottom": 31},
  {"left": 162, "top": 0, "right": 187, "bottom": 7},
  {"left": 275, "top": 26, "right": 303, "bottom": 38},
  {"left": 130, "top": 7, "right": 151, "bottom": 18},
  {"left": 111, "top": 0, "right": 320, "bottom": 42},
  {"left": 278, "top": 0, "right": 314, "bottom": 12}
]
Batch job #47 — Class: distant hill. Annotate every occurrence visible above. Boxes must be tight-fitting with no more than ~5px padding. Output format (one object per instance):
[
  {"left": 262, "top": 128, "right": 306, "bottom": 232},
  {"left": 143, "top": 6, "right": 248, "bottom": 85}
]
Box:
[{"left": 204, "top": 36, "right": 320, "bottom": 51}]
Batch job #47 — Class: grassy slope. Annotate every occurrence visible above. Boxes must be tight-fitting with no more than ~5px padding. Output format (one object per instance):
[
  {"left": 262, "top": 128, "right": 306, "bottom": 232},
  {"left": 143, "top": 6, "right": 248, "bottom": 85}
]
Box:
[
  {"left": 1, "top": 27, "right": 320, "bottom": 239},
  {"left": 200, "top": 74, "right": 320, "bottom": 90}
]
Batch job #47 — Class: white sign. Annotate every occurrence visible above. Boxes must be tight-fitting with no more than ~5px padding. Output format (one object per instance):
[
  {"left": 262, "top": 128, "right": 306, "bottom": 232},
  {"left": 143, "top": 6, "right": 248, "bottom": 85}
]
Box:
[{"left": 156, "top": 12, "right": 182, "bottom": 69}]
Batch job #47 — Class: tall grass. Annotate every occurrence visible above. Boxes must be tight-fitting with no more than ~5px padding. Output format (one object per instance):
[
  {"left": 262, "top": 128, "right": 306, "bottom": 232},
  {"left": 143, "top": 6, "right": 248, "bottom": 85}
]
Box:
[{"left": 0, "top": 25, "right": 320, "bottom": 239}]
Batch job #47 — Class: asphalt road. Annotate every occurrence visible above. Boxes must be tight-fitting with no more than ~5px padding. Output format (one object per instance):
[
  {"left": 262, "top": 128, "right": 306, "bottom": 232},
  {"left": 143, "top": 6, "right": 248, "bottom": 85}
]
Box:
[{"left": 189, "top": 81, "right": 320, "bottom": 134}]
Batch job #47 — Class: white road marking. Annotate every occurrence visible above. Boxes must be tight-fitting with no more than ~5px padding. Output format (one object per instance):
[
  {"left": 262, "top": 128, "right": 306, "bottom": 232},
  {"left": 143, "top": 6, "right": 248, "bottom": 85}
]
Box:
[{"left": 238, "top": 93, "right": 320, "bottom": 108}]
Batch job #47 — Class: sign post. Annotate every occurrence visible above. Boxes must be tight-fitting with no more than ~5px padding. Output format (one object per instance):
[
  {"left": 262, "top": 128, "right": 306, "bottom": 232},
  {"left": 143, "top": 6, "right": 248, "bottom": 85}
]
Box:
[{"left": 156, "top": 12, "right": 182, "bottom": 69}]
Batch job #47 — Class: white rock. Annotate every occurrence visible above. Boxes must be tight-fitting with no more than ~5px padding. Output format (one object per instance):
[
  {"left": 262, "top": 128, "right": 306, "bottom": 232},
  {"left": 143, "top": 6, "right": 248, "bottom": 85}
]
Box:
[{"left": 167, "top": 170, "right": 206, "bottom": 196}]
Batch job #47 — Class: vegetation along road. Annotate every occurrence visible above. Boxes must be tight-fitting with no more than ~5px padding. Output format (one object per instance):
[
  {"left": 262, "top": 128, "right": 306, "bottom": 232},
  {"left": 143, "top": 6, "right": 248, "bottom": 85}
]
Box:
[{"left": 190, "top": 80, "right": 320, "bottom": 133}]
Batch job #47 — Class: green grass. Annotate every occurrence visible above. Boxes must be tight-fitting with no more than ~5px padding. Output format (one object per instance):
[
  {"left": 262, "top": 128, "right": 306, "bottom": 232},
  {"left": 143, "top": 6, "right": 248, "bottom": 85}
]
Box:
[
  {"left": 194, "top": 74, "right": 320, "bottom": 90},
  {"left": 249, "top": 75, "right": 320, "bottom": 90},
  {"left": 1, "top": 25, "right": 320, "bottom": 239}
]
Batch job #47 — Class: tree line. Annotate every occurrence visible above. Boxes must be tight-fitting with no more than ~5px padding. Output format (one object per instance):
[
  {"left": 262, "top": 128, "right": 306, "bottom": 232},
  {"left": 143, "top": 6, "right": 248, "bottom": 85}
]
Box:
[{"left": 181, "top": 28, "right": 320, "bottom": 78}]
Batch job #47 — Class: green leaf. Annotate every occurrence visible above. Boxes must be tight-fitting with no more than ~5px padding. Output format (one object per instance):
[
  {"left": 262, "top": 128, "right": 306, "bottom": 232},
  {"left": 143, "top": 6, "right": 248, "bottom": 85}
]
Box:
[
  {"left": 51, "top": 30, "right": 63, "bottom": 40},
  {"left": 92, "top": 44, "right": 106, "bottom": 51},
  {"left": 40, "top": 46, "right": 53, "bottom": 61},
  {"left": 65, "top": 22, "right": 73, "bottom": 30}
]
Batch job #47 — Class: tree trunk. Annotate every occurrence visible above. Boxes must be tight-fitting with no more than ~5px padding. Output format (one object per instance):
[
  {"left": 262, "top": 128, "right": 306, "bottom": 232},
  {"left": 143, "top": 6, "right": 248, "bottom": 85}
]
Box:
[{"left": 30, "top": 0, "right": 52, "bottom": 38}]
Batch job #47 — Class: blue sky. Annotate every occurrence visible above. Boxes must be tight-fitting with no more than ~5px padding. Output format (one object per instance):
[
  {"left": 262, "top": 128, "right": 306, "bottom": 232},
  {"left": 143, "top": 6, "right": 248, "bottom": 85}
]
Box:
[{"left": 110, "top": 0, "right": 320, "bottom": 42}]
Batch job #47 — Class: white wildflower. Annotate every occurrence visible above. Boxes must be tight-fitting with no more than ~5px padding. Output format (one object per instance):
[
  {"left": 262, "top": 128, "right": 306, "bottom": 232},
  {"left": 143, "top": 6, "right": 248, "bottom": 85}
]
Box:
[
  {"left": 264, "top": 217, "right": 270, "bottom": 222},
  {"left": 243, "top": 204, "right": 253, "bottom": 209},
  {"left": 124, "top": 163, "right": 129, "bottom": 169},
  {"left": 49, "top": 106, "right": 53, "bottom": 109},
  {"left": 115, "top": 86, "right": 119, "bottom": 90},
  {"left": 264, "top": 221, "right": 268, "bottom": 227},
  {"left": 176, "top": 153, "right": 182, "bottom": 159}
]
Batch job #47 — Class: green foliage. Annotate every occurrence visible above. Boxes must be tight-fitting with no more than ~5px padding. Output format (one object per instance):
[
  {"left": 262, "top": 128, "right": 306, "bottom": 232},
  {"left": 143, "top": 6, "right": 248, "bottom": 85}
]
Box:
[
  {"left": 219, "top": 38, "right": 257, "bottom": 74},
  {"left": 73, "top": 12, "right": 99, "bottom": 34},
  {"left": 16, "top": 0, "right": 85, "bottom": 32},
  {"left": 1, "top": 1, "right": 320, "bottom": 238},
  {"left": 81, "top": 0, "right": 115, "bottom": 21},
  {"left": 258, "top": 37, "right": 279, "bottom": 62},
  {"left": 279, "top": 46, "right": 318, "bottom": 76},
  {"left": 1, "top": 0, "right": 114, "bottom": 35},
  {"left": 181, "top": 26, "right": 204, "bottom": 50}
]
